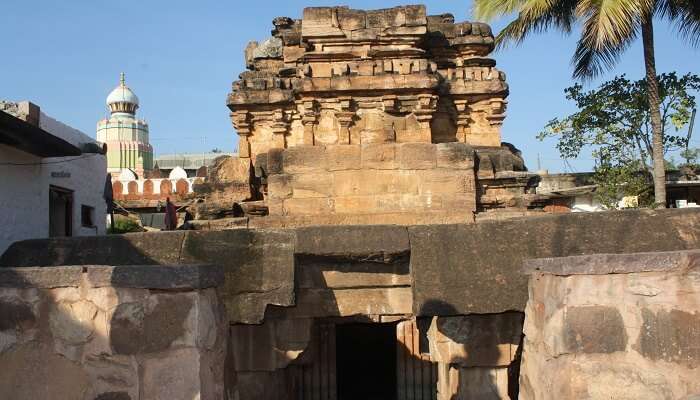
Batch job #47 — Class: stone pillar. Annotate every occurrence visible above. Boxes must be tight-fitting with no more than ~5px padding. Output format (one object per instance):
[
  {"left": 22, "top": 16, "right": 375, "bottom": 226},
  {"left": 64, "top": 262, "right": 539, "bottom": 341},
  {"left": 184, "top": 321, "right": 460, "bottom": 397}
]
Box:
[
  {"left": 520, "top": 251, "right": 700, "bottom": 400},
  {"left": 486, "top": 98, "right": 507, "bottom": 130},
  {"left": 413, "top": 94, "right": 437, "bottom": 143},
  {"left": 426, "top": 313, "right": 523, "bottom": 400},
  {"left": 231, "top": 111, "right": 251, "bottom": 158},
  {"left": 300, "top": 100, "right": 317, "bottom": 145},
  {"left": 336, "top": 112, "right": 354, "bottom": 145},
  {"left": 453, "top": 99, "right": 470, "bottom": 143},
  {"left": 271, "top": 109, "right": 289, "bottom": 149},
  {"left": 336, "top": 97, "right": 354, "bottom": 145}
]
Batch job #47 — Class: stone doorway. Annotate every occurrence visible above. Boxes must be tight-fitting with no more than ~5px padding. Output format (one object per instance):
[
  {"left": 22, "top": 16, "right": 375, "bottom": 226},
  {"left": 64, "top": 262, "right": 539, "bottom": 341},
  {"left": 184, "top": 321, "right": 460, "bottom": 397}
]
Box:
[
  {"left": 336, "top": 322, "right": 397, "bottom": 400},
  {"left": 49, "top": 185, "right": 73, "bottom": 237}
]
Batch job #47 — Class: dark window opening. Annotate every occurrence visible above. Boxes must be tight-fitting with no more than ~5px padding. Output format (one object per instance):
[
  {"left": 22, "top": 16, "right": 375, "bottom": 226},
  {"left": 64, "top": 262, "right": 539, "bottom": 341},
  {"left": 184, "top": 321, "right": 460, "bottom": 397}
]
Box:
[
  {"left": 336, "top": 323, "right": 397, "bottom": 400},
  {"left": 49, "top": 186, "right": 73, "bottom": 237},
  {"left": 81, "top": 205, "right": 95, "bottom": 227}
]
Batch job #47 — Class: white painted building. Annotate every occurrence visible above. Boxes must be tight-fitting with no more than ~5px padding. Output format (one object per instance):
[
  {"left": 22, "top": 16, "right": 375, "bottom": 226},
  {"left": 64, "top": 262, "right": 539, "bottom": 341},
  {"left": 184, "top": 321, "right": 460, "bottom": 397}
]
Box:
[{"left": 0, "top": 101, "right": 107, "bottom": 255}]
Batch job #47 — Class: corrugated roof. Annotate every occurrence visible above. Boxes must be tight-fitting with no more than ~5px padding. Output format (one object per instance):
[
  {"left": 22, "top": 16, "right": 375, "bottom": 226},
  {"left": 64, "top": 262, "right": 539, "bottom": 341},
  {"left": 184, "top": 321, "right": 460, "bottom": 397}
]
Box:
[{"left": 155, "top": 152, "right": 237, "bottom": 169}]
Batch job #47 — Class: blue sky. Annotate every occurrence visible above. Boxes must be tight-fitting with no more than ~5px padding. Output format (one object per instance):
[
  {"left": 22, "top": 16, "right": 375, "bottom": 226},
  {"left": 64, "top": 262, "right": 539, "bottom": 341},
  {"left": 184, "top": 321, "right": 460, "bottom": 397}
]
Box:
[{"left": 2, "top": 0, "right": 698, "bottom": 172}]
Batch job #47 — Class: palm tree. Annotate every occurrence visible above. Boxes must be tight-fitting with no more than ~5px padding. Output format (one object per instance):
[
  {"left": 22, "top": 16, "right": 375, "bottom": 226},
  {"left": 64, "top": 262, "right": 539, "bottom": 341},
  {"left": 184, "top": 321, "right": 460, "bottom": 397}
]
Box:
[{"left": 474, "top": 0, "right": 700, "bottom": 207}]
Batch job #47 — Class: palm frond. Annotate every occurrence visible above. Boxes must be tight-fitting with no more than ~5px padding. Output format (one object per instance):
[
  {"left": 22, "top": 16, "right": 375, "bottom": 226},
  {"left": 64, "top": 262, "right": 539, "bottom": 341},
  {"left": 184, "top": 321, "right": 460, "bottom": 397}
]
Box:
[
  {"left": 572, "top": 28, "right": 638, "bottom": 79},
  {"left": 473, "top": 0, "right": 529, "bottom": 21},
  {"left": 659, "top": 0, "right": 700, "bottom": 47},
  {"left": 573, "top": 0, "right": 647, "bottom": 79},
  {"left": 491, "top": 0, "right": 578, "bottom": 49},
  {"left": 576, "top": 0, "right": 645, "bottom": 48}
]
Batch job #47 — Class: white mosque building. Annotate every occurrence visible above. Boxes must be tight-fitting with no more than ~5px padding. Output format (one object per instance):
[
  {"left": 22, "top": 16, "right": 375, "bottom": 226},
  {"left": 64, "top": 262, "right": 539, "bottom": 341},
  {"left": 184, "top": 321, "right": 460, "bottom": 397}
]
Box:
[
  {"left": 98, "top": 73, "right": 202, "bottom": 201},
  {"left": 97, "top": 73, "right": 154, "bottom": 178}
]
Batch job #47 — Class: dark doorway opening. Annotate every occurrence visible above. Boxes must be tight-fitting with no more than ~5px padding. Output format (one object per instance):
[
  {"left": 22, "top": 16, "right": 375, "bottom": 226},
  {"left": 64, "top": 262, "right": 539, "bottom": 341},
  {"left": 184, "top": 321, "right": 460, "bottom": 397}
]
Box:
[
  {"left": 336, "top": 322, "right": 397, "bottom": 400},
  {"left": 49, "top": 185, "right": 73, "bottom": 237}
]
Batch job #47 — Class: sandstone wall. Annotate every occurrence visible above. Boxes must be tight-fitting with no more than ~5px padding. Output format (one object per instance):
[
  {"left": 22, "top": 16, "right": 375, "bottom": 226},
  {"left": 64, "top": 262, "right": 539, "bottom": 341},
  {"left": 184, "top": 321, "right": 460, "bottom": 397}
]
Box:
[
  {"left": 520, "top": 251, "right": 700, "bottom": 400},
  {"left": 266, "top": 142, "right": 476, "bottom": 222},
  {"left": 410, "top": 208, "right": 700, "bottom": 316},
  {"left": 2, "top": 209, "right": 700, "bottom": 399},
  {"left": 0, "top": 264, "right": 226, "bottom": 400},
  {"left": 220, "top": 5, "right": 533, "bottom": 223},
  {"left": 0, "top": 230, "right": 296, "bottom": 325},
  {"left": 228, "top": 6, "right": 508, "bottom": 159},
  {"left": 4, "top": 209, "right": 700, "bottom": 325}
]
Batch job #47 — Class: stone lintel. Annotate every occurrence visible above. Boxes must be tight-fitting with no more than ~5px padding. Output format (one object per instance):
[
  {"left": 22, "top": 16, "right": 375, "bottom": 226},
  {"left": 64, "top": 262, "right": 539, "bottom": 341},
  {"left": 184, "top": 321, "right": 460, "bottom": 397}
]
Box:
[
  {"left": 0, "top": 266, "right": 83, "bottom": 288},
  {"left": 523, "top": 250, "right": 700, "bottom": 276},
  {"left": 0, "top": 264, "right": 224, "bottom": 290},
  {"left": 295, "top": 225, "right": 410, "bottom": 262}
]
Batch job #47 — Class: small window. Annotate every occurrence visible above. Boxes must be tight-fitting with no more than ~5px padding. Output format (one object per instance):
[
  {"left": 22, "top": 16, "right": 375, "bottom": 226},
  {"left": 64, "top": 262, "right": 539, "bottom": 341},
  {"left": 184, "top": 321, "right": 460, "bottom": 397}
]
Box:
[{"left": 81, "top": 205, "right": 95, "bottom": 228}]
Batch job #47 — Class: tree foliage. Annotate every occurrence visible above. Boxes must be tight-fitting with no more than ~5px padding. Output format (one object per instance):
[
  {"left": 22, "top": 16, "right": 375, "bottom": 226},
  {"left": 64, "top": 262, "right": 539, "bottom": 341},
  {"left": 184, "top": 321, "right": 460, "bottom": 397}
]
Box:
[
  {"left": 473, "top": 0, "right": 700, "bottom": 206},
  {"left": 473, "top": 0, "right": 700, "bottom": 80},
  {"left": 538, "top": 72, "right": 700, "bottom": 207}
]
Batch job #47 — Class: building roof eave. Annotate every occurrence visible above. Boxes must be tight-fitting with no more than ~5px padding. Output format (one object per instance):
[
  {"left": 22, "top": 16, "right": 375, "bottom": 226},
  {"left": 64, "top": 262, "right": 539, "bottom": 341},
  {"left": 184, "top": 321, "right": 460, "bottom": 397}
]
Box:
[{"left": 0, "top": 110, "right": 82, "bottom": 157}]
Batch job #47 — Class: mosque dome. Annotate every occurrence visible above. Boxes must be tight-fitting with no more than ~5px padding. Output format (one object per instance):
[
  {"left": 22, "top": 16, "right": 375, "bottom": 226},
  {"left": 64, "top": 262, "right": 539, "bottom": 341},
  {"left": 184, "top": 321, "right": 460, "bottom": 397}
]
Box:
[
  {"left": 118, "top": 168, "right": 138, "bottom": 181},
  {"left": 169, "top": 166, "right": 188, "bottom": 180},
  {"left": 107, "top": 73, "right": 139, "bottom": 114}
]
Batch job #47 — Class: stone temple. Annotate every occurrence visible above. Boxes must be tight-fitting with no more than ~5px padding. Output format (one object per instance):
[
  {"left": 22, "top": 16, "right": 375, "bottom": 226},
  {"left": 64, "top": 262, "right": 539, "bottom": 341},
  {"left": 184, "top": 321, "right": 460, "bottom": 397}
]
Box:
[
  {"left": 1, "top": 5, "right": 700, "bottom": 400},
  {"left": 219, "top": 5, "right": 537, "bottom": 227}
]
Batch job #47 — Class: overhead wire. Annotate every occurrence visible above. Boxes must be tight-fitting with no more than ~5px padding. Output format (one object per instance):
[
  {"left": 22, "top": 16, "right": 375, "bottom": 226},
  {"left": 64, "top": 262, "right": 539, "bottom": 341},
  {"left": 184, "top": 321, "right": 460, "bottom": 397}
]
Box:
[{"left": 0, "top": 153, "right": 100, "bottom": 166}]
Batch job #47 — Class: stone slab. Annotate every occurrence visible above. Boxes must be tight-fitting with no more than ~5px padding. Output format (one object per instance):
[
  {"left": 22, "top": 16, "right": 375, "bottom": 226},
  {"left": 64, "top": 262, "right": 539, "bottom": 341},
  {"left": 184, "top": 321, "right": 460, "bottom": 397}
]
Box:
[
  {"left": 296, "top": 259, "right": 411, "bottom": 289},
  {"left": 1, "top": 230, "right": 296, "bottom": 324},
  {"left": 524, "top": 250, "right": 700, "bottom": 276},
  {"left": 86, "top": 264, "right": 224, "bottom": 289},
  {"left": 0, "top": 265, "right": 224, "bottom": 290},
  {"left": 295, "top": 225, "right": 410, "bottom": 261},
  {"left": 0, "top": 344, "right": 91, "bottom": 399},
  {"left": 0, "top": 231, "right": 186, "bottom": 267},
  {"left": 410, "top": 209, "right": 700, "bottom": 316},
  {"left": 427, "top": 312, "right": 524, "bottom": 367},
  {"left": 248, "top": 211, "right": 474, "bottom": 228},
  {"left": 267, "top": 287, "right": 412, "bottom": 318},
  {"left": 180, "top": 229, "right": 296, "bottom": 324},
  {"left": 0, "top": 266, "right": 82, "bottom": 288},
  {"left": 230, "top": 318, "right": 312, "bottom": 372}
]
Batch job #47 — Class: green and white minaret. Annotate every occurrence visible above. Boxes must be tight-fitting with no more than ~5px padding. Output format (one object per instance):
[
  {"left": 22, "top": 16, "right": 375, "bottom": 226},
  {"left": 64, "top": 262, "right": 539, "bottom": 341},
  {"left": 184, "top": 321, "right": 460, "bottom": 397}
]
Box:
[{"left": 97, "top": 73, "right": 153, "bottom": 177}]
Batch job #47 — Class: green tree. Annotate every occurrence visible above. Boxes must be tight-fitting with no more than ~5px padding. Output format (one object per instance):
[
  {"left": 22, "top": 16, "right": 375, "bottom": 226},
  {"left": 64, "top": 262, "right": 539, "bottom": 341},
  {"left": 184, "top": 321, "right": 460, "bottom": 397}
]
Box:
[
  {"left": 681, "top": 147, "right": 700, "bottom": 166},
  {"left": 538, "top": 73, "right": 699, "bottom": 207},
  {"left": 474, "top": 0, "right": 700, "bottom": 207}
]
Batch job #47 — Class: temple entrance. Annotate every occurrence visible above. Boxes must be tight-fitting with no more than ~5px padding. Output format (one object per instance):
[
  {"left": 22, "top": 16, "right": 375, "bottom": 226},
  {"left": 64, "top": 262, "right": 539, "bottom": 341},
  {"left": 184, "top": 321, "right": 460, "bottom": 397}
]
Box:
[{"left": 336, "top": 322, "right": 397, "bottom": 400}]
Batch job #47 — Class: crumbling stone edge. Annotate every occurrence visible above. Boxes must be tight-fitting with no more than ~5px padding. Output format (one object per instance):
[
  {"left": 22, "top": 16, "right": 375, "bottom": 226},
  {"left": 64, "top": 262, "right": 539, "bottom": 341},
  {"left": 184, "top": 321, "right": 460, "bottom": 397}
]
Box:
[
  {"left": 523, "top": 250, "right": 700, "bottom": 276},
  {"left": 0, "top": 264, "right": 224, "bottom": 289}
]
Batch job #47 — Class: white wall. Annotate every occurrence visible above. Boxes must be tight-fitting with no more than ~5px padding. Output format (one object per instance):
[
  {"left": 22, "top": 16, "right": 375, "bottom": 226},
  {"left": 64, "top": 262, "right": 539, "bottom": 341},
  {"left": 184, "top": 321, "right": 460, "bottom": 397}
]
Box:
[
  {"left": 571, "top": 194, "right": 606, "bottom": 212},
  {"left": 0, "top": 144, "right": 44, "bottom": 255},
  {"left": 40, "top": 111, "right": 108, "bottom": 238},
  {"left": 0, "top": 111, "right": 107, "bottom": 256}
]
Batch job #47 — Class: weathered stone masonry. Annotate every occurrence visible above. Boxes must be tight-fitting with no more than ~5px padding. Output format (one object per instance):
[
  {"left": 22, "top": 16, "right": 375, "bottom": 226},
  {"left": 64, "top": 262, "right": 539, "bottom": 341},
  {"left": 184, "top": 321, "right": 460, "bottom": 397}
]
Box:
[
  {"left": 224, "top": 5, "right": 536, "bottom": 225},
  {"left": 3, "top": 209, "right": 700, "bottom": 399},
  {"left": 0, "top": 264, "right": 226, "bottom": 400},
  {"left": 520, "top": 251, "right": 700, "bottom": 399}
]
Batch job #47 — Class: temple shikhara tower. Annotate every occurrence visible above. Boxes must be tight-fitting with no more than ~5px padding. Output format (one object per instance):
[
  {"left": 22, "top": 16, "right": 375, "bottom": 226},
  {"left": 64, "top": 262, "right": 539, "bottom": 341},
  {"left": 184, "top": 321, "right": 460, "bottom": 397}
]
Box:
[
  {"left": 97, "top": 73, "right": 154, "bottom": 177},
  {"left": 224, "top": 5, "right": 537, "bottom": 225}
]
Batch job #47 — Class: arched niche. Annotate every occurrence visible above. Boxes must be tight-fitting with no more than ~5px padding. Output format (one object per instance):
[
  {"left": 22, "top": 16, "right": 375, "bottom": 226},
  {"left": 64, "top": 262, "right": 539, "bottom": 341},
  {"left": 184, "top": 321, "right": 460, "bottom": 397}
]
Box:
[
  {"left": 160, "top": 179, "right": 173, "bottom": 195},
  {"left": 176, "top": 179, "right": 189, "bottom": 195}
]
